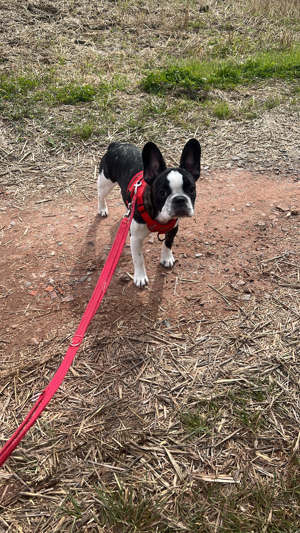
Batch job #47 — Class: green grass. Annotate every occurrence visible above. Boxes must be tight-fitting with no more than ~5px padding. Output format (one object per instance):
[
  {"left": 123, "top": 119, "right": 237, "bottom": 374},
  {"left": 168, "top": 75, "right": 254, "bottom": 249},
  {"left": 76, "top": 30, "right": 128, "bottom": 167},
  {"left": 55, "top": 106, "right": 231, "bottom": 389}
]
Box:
[
  {"left": 141, "top": 48, "right": 300, "bottom": 97},
  {"left": 213, "top": 101, "right": 233, "bottom": 119},
  {"left": 95, "top": 481, "right": 167, "bottom": 532},
  {"left": 0, "top": 71, "right": 119, "bottom": 109},
  {"left": 181, "top": 409, "right": 210, "bottom": 436},
  {"left": 75, "top": 122, "right": 95, "bottom": 140}
]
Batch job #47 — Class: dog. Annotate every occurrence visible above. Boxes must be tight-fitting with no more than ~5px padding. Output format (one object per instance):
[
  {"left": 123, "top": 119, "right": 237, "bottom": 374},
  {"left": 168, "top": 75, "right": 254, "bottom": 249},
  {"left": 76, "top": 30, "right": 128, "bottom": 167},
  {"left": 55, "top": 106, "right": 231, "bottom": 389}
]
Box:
[{"left": 97, "top": 139, "right": 201, "bottom": 287}]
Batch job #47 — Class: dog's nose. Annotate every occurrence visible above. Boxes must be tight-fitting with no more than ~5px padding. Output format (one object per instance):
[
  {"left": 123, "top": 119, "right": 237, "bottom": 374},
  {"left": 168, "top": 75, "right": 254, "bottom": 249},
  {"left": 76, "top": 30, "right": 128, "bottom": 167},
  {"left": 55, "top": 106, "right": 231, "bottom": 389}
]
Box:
[{"left": 173, "top": 196, "right": 186, "bottom": 206}]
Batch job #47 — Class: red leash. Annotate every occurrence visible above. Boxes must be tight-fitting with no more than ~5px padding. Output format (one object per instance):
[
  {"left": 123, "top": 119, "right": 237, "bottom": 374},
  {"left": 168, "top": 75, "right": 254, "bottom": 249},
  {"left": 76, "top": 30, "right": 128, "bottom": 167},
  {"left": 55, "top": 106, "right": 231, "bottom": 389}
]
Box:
[{"left": 0, "top": 197, "right": 137, "bottom": 467}]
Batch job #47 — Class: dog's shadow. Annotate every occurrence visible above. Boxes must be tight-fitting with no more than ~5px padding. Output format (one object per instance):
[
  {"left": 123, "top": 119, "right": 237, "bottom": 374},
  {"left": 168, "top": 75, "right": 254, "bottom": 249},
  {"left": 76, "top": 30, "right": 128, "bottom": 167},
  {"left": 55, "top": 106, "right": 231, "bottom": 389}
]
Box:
[{"left": 68, "top": 210, "right": 166, "bottom": 328}]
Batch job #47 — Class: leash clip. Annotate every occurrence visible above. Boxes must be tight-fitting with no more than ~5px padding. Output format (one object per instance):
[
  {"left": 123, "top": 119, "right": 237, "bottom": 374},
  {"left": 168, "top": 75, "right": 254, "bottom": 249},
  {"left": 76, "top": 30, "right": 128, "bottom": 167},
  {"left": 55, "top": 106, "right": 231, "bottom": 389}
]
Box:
[
  {"left": 133, "top": 180, "right": 142, "bottom": 195},
  {"left": 123, "top": 180, "right": 142, "bottom": 218},
  {"left": 123, "top": 201, "right": 133, "bottom": 219}
]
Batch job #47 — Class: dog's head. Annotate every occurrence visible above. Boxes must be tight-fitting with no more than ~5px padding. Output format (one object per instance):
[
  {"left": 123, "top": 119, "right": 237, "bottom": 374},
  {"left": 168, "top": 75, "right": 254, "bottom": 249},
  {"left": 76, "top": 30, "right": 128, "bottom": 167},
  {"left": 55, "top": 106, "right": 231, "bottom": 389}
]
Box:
[{"left": 142, "top": 139, "right": 201, "bottom": 223}]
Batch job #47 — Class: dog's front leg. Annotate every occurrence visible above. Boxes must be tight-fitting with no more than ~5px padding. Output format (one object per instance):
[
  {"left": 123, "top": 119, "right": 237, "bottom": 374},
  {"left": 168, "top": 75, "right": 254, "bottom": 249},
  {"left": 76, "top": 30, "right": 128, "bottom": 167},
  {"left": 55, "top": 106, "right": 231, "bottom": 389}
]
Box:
[
  {"left": 130, "top": 220, "right": 150, "bottom": 288},
  {"left": 160, "top": 224, "right": 178, "bottom": 268}
]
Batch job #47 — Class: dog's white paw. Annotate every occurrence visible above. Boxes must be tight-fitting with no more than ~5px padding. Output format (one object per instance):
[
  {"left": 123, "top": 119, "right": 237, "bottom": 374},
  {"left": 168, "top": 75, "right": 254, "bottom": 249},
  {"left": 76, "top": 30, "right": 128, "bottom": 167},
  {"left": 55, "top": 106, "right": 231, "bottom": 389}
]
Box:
[
  {"left": 98, "top": 207, "right": 108, "bottom": 217},
  {"left": 160, "top": 248, "right": 175, "bottom": 268},
  {"left": 134, "top": 272, "right": 149, "bottom": 288}
]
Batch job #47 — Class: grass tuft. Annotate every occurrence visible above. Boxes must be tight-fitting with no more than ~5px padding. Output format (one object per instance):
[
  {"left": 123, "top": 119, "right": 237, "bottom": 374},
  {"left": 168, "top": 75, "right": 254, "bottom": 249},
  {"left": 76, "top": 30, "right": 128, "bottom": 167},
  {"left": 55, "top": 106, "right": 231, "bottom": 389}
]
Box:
[
  {"left": 95, "top": 481, "right": 165, "bottom": 532},
  {"left": 51, "top": 83, "right": 96, "bottom": 105},
  {"left": 213, "top": 101, "right": 233, "bottom": 119},
  {"left": 181, "top": 409, "right": 210, "bottom": 436}
]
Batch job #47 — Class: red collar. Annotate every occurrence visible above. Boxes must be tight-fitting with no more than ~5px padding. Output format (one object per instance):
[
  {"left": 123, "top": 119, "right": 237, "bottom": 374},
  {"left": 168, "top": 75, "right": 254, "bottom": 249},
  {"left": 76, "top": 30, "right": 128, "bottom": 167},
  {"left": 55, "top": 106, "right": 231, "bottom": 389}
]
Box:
[{"left": 127, "top": 171, "right": 177, "bottom": 234}]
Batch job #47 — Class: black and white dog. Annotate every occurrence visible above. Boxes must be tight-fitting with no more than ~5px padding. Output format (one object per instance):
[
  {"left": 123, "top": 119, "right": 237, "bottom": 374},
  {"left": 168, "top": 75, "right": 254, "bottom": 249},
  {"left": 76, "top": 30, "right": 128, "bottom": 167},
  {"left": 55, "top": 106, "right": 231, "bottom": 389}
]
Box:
[{"left": 97, "top": 139, "right": 201, "bottom": 287}]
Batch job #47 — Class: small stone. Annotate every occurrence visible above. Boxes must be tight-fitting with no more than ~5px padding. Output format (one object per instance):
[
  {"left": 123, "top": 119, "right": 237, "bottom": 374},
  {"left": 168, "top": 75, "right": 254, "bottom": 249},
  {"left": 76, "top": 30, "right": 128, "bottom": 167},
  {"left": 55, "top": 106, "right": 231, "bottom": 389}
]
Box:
[
  {"left": 241, "top": 294, "right": 251, "bottom": 301},
  {"left": 119, "top": 274, "right": 130, "bottom": 283},
  {"left": 276, "top": 204, "right": 289, "bottom": 212},
  {"left": 62, "top": 295, "right": 74, "bottom": 302},
  {"left": 246, "top": 203, "right": 251, "bottom": 207},
  {"left": 195, "top": 253, "right": 203, "bottom": 257},
  {"left": 243, "top": 287, "right": 252, "bottom": 294}
]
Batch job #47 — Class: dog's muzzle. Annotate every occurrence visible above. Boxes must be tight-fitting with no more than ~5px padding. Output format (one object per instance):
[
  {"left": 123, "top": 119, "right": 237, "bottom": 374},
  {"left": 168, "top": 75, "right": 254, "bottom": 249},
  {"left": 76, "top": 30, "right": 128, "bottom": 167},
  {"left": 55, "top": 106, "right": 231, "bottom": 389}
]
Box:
[{"left": 171, "top": 196, "right": 193, "bottom": 217}]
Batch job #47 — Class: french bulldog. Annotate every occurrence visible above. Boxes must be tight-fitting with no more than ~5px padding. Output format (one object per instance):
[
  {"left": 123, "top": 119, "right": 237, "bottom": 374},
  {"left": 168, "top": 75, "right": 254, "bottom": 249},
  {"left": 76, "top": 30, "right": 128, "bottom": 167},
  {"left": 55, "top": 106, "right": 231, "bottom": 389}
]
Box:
[{"left": 97, "top": 139, "right": 201, "bottom": 287}]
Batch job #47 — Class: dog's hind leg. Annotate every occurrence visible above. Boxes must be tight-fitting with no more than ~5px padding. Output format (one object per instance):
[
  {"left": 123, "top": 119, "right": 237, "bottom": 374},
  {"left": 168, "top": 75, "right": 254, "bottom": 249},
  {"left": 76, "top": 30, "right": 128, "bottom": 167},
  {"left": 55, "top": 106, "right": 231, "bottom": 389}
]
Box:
[{"left": 97, "top": 171, "right": 115, "bottom": 216}]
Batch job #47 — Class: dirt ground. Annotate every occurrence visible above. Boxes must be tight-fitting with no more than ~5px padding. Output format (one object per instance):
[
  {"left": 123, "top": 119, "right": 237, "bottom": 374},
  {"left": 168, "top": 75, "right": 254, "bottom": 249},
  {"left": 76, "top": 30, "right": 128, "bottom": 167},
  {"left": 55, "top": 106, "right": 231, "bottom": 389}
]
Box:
[
  {"left": 1, "top": 167, "right": 300, "bottom": 361},
  {"left": 2, "top": 164, "right": 300, "bottom": 530}
]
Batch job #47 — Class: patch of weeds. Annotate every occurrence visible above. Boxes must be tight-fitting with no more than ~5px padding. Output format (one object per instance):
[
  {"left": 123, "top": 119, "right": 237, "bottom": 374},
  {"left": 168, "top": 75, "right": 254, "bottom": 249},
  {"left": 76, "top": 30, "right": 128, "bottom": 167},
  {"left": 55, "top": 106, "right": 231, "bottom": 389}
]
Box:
[
  {"left": 8, "top": 105, "right": 34, "bottom": 121},
  {"left": 141, "top": 47, "right": 300, "bottom": 98},
  {"left": 0, "top": 74, "right": 40, "bottom": 99},
  {"left": 75, "top": 122, "right": 94, "bottom": 140},
  {"left": 95, "top": 481, "right": 165, "bottom": 532},
  {"left": 213, "top": 100, "right": 233, "bottom": 119},
  {"left": 264, "top": 95, "right": 281, "bottom": 110},
  {"left": 181, "top": 409, "right": 210, "bottom": 436},
  {"left": 141, "top": 66, "right": 207, "bottom": 97},
  {"left": 51, "top": 83, "right": 96, "bottom": 105}
]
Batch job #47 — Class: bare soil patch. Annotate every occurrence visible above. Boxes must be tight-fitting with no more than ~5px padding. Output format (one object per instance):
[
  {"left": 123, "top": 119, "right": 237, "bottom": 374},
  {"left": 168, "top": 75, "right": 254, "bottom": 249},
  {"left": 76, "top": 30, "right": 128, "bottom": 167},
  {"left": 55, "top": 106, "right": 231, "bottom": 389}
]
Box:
[{"left": 1, "top": 168, "right": 299, "bottom": 361}]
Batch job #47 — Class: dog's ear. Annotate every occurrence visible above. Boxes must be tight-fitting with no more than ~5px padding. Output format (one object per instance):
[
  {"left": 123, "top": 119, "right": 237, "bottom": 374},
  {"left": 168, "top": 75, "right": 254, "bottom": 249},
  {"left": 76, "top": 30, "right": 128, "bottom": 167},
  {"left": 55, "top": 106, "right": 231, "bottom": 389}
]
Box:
[
  {"left": 142, "top": 142, "right": 166, "bottom": 184},
  {"left": 180, "top": 139, "right": 201, "bottom": 181}
]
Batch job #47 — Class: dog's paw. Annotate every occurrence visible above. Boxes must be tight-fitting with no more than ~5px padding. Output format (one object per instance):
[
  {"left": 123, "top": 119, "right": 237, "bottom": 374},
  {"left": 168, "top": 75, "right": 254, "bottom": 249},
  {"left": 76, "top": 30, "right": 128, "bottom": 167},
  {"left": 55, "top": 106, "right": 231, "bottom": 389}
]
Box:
[
  {"left": 160, "top": 249, "right": 175, "bottom": 268},
  {"left": 134, "top": 273, "right": 149, "bottom": 288},
  {"left": 98, "top": 206, "right": 108, "bottom": 217}
]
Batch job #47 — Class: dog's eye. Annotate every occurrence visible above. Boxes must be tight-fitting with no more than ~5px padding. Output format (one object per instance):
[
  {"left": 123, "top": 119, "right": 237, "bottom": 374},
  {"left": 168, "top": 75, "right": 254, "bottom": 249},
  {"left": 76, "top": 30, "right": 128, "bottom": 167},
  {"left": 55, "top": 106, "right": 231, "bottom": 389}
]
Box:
[
  {"left": 189, "top": 186, "right": 195, "bottom": 194},
  {"left": 159, "top": 190, "right": 167, "bottom": 197}
]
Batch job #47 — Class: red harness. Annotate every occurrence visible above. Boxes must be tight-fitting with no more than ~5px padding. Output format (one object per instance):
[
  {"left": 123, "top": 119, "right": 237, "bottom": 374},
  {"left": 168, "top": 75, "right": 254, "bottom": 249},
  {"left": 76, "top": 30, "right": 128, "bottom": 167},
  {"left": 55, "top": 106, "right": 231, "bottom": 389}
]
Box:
[{"left": 127, "top": 171, "right": 177, "bottom": 234}]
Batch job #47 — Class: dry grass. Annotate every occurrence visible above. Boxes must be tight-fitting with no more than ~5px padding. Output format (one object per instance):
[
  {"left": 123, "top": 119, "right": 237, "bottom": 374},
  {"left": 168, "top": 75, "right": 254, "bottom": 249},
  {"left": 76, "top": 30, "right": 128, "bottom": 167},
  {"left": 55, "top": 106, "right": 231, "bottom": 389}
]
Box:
[{"left": 1, "top": 252, "right": 300, "bottom": 531}]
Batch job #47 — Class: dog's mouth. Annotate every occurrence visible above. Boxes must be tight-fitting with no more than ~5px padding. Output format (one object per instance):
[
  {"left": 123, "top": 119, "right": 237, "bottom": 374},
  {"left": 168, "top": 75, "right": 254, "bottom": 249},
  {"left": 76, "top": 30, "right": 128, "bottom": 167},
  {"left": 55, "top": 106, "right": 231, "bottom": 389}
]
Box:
[{"left": 173, "top": 209, "right": 193, "bottom": 218}]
